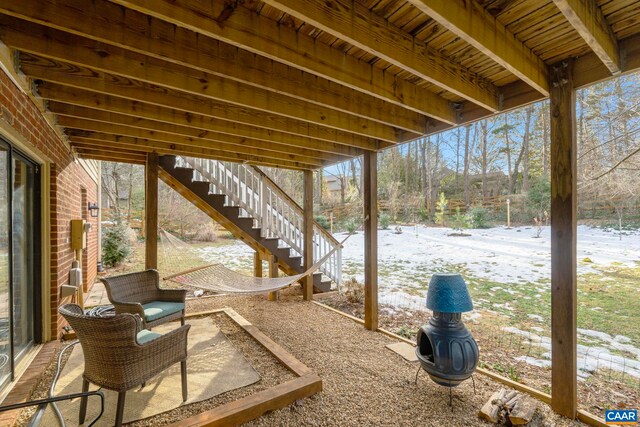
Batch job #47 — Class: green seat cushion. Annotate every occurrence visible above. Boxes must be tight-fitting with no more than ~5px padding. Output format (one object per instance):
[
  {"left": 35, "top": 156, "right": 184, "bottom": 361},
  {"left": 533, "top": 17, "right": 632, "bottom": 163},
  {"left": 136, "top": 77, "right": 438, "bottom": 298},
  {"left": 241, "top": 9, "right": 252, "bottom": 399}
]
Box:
[
  {"left": 142, "top": 301, "right": 185, "bottom": 322},
  {"left": 136, "top": 329, "right": 161, "bottom": 344}
]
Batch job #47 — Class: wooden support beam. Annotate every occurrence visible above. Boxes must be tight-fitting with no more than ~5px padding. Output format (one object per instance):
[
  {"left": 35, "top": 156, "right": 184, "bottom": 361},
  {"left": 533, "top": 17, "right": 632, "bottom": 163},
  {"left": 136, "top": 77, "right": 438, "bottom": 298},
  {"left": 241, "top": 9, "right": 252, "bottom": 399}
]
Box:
[
  {"left": 261, "top": 0, "right": 498, "bottom": 111},
  {"left": 104, "top": 0, "right": 456, "bottom": 124},
  {"left": 68, "top": 134, "right": 314, "bottom": 170},
  {"left": 0, "top": 10, "right": 433, "bottom": 133},
  {"left": 552, "top": 0, "right": 620, "bottom": 74},
  {"left": 145, "top": 152, "right": 159, "bottom": 270},
  {"left": 549, "top": 60, "right": 577, "bottom": 419},
  {"left": 406, "top": 0, "right": 549, "bottom": 96},
  {"left": 303, "top": 170, "right": 314, "bottom": 302},
  {"left": 268, "top": 255, "right": 279, "bottom": 302},
  {"left": 363, "top": 151, "right": 378, "bottom": 331},
  {"left": 253, "top": 252, "right": 263, "bottom": 279},
  {"left": 58, "top": 116, "right": 328, "bottom": 167},
  {"left": 3, "top": 26, "right": 406, "bottom": 144},
  {"left": 39, "top": 85, "right": 362, "bottom": 157},
  {"left": 19, "top": 57, "right": 380, "bottom": 151}
]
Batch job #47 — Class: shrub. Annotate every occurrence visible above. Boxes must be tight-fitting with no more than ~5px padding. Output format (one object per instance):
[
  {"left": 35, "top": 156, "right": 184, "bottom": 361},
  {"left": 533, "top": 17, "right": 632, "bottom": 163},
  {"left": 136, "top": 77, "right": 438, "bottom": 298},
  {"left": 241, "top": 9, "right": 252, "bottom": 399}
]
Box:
[
  {"left": 450, "top": 207, "right": 471, "bottom": 234},
  {"left": 527, "top": 176, "right": 551, "bottom": 219},
  {"left": 343, "top": 218, "right": 358, "bottom": 234},
  {"left": 314, "top": 214, "right": 331, "bottom": 231},
  {"left": 379, "top": 213, "right": 391, "bottom": 230},
  {"left": 342, "top": 278, "right": 364, "bottom": 304},
  {"left": 193, "top": 222, "right": 218, "bottom": 242},
  {"left": 102, "top": 223, "right": 132, "bottom": 267},
  {"left": 467, "top": 207, "right": 491, "bottom": 228},
  {"left": 434, "top": 192, "right": 448, "bottom": 226},
  {"left": 418, "top": 206, "right": 431, "bottom": 223}
]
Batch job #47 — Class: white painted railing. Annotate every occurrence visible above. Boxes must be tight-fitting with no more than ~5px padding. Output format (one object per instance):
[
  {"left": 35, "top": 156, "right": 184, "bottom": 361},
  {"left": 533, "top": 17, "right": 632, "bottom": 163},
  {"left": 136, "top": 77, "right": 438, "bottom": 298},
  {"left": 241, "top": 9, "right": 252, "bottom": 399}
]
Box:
[{"left": 175, "top": 156, "right": 342, "bottom": 285}]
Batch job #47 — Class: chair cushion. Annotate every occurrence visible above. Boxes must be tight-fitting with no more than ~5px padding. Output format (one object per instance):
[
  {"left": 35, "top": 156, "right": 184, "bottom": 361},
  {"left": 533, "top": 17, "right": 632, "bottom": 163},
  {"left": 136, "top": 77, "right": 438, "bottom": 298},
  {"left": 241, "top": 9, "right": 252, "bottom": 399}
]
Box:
[
  {"left": 136, "top": 329, "right": 161, "bottom": 344},
  {"left": 142, "top": 301, "right": 185, "bottom": 322}
]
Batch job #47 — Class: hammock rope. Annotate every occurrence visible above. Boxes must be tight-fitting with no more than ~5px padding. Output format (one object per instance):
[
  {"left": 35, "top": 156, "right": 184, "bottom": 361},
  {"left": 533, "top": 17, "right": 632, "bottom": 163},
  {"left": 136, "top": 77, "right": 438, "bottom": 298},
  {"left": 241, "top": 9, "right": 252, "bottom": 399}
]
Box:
[{"left": 159, "top": 227, "right": 355, "bottom": 294}]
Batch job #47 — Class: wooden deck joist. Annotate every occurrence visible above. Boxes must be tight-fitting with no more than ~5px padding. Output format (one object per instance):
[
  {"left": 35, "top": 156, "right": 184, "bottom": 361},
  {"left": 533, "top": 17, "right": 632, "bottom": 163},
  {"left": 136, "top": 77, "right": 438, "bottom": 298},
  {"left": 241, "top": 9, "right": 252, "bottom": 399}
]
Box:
[
  {"left": 0, "top": 25, "right": 407, "bottom": 144},
  {"left": 103, "top": 0, "right": 458, "bottom": 124},
  {"left": 53, "top": 108, "right": 344, "bottom": 163},
  {"left": 260, "top": 0, "right": 499, "bottom": 111},
  {"left": 68, "top": 135, "right": 316, "bottom": 171},
  {"left": 38, "top": 86, "right": 363, "bottom": 157},
  {"left": 20, "top": 58, "right": 383, "bottom": 152},
  {"left": 59, "top": 118, "right": 330, "bottom": 167},
  {"left": 552, "top": 0, "right": 621, "bottom": 74},
  {"left": 0, "top": 9, "right": 432, "bottom": 134},
  {"left": 405, "top": 0, "right": 549, "bottom": 96}
]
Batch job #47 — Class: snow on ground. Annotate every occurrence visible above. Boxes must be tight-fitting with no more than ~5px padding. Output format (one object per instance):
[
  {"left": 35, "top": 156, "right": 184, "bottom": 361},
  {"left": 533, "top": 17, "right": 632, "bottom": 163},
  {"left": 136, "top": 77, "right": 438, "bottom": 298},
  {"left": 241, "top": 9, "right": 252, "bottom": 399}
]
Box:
[
  {"left": 194, "top": 224, "right": 640, "bottom": 371},
  {"left": 339, "top": 224, "right": 640, "bottom": 286},
  {"left": 196, "top": 225, "right": 640, "bottom": 289},
  {"left": 337, "top": 224, "right": 640, "bottom": 311},
  {"left": 507, "top": 326, "right": 640, "bottom": 380}
]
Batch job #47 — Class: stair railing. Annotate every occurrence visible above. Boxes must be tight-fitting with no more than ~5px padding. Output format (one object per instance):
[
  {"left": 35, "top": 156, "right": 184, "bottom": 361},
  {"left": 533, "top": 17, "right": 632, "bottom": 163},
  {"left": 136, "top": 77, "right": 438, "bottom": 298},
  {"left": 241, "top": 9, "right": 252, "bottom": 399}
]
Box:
[{"left": 176, "top": 156, "right": 342, "bottom": 285}]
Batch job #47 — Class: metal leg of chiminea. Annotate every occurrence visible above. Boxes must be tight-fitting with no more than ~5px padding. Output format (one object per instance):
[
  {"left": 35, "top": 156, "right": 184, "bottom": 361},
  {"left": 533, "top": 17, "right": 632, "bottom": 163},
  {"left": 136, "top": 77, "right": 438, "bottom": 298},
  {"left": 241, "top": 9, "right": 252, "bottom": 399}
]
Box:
[
  {"left": 449, "top": 385, "right": 453, "bottom": 410},
  {"left": 415, "top": 366, "right": 421, "bottom": 384},
  {"left": 471, "top": 375, "right": 476, "bottom": 394}
]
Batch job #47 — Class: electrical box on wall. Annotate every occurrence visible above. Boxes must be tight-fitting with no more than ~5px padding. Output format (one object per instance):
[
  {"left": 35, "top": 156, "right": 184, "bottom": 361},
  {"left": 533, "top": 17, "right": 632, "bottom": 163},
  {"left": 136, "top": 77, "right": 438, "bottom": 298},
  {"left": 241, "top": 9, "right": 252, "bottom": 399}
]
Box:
[{"left": 70, "top": 219, "right": 87, "bottom": 250}]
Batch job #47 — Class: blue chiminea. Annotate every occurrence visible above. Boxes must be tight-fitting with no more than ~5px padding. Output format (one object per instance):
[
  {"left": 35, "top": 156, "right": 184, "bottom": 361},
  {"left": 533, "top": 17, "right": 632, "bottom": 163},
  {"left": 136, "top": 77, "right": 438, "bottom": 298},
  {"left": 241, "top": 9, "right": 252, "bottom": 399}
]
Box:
[{"left": 415, "top": 273, "right": 479, "bottom": 389}]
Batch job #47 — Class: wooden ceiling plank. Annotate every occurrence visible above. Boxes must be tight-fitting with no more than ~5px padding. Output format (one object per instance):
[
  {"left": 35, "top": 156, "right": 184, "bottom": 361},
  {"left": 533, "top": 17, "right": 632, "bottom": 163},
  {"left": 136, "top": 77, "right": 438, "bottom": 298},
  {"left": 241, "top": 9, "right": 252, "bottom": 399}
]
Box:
[
  {"left": 58, "top": 116, "right": 328, "bottom": 167},
  {"left": 406, "top": 0, "right": 549, "bottom": 96},
  {"left": 69, "top": 134, "right": 314, "bottom": 170},
  {"left": 49, "top": 102, "right": 346, "bottom": 162},
  {"left": 38, "top": 84, "right": 362, "bottom": 157},
  {"left": 104, "top": 0, "right": 457, "bottom": 123},
  {"left": 552, "top": 0, "right": 621, "bottom": 74},
  {"left": 0, "top": 22, "right": 405, "bottom": 143},
  {"left": 0, "top": 6, "right": 435, "bottom": 132},
  {"left": 19, "top": 56, "right": 381, "bottom": 151},
  {"left": 259, "top": 0, "right": 499, "bottom": 111}
]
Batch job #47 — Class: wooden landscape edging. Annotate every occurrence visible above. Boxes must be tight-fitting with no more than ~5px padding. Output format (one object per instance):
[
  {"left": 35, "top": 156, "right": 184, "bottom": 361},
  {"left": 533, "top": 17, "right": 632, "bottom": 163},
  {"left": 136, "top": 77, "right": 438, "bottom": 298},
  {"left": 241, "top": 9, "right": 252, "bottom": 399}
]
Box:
[
  {"left": 170, "top": 308, "right": 322, "bottom": 427},
  {"left": 310, "top": 300, "right": 608, "bottom": 427}
]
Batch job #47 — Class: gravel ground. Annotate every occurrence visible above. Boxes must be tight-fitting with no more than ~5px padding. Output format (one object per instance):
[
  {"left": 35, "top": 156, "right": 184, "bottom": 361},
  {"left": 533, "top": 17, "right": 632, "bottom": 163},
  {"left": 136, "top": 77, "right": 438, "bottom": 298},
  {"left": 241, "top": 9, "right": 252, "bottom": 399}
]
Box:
[{"left": 18, "top": 289, "right": 588, "bottom": 426}]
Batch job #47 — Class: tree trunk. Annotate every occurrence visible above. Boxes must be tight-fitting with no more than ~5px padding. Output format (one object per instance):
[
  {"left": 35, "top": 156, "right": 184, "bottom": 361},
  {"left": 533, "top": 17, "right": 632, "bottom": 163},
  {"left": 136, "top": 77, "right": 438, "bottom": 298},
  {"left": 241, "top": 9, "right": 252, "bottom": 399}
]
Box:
[
  {"left": 481, "top": 121, "right": 488, "bottom": 200},
  {"left": 350, "top": 159, "right": 361, "bottom": 196},
  {"left": 542, "top": 105, "right": 550, "bottom": 177},
  {"left": 503, "top": 115, "right": 515, "bottom": 195},
  {"left": 463, "top": 124, "right": 472, "bottom": 207},
  {"left": 127, "top": 164, "right": 134, "bottom": 222},
  {"left": 521, "top": 106, "right": 533, "bottom": 192}
]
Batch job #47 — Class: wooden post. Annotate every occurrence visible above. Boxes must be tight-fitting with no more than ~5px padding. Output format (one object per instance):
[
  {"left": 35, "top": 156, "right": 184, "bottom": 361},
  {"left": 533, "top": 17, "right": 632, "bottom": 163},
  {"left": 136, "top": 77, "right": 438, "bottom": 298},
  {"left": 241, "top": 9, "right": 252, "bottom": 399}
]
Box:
[
  {"left": 549, "top": 60, "right": 577, "bottom": 419},
  {"left": 268, "top": 255, "right": 279, "bottom": 301},
  {"left": 506, "top": 198, "right": 512, "bottom": 228},
  {"left": 145, "top": 152, "right": 159, "bottom": 270},
  {"left": 253, "top": 251, "right": 262, "bottom": 278},
  {"left": 363, "top": 151, "right": 378, "bottom": 330},
  {"left": 303, "top": 169, "right": 314, "bottom": 301}
]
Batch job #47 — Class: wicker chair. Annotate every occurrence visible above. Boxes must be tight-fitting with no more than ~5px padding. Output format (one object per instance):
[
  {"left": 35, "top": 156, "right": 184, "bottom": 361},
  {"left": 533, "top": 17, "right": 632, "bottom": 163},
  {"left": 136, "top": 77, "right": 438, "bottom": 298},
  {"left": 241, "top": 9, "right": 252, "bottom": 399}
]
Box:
[
  {"left": 101, "top": 269, "right": 187, "bottom": 328},
  {"left": 58, "top": 304, "right": 190, "bottom": 427}
]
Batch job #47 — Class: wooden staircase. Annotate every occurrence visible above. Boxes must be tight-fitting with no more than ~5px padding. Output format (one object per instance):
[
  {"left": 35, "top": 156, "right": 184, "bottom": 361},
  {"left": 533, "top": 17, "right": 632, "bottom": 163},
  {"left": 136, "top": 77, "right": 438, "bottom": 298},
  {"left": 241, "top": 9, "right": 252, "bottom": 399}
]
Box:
[{"left": 159, "top": 155, "right": 341, "bottom": 292}]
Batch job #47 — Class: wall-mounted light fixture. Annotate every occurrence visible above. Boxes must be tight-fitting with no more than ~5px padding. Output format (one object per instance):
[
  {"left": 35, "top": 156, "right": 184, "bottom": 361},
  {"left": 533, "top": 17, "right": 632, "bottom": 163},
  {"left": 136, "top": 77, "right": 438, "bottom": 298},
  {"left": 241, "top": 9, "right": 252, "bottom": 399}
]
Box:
[{"left": 88, "top": 202, "right": 100, "bottom": 218}]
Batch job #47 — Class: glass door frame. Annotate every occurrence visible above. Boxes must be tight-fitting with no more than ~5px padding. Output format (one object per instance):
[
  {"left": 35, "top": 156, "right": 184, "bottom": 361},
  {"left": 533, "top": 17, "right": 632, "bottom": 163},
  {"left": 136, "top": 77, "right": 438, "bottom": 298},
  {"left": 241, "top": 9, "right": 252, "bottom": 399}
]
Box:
[{"left": 0, "top": 137, "right": 42, "bottom": 385}]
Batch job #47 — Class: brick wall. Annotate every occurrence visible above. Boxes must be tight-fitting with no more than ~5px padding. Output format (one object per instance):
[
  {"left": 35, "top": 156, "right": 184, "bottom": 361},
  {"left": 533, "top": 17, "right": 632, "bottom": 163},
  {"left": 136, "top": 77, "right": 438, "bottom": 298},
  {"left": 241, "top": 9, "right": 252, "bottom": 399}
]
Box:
[{"left": 0, "top": 69, "right": 99, "bottom": 339}]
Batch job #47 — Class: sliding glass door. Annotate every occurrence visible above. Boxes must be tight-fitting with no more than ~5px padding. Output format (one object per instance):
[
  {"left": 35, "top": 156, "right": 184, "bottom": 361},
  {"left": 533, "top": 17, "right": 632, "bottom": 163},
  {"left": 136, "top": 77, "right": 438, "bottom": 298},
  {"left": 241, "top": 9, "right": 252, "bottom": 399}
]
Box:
[
  {"left": 12, "top": 153, "right": 35, "bottom": 360},
  {"left": 0, "top": 142, "right": 9, "bottom": 389},
  {"left": 0, "top": 139, "right": 40, "bottom": 391}
]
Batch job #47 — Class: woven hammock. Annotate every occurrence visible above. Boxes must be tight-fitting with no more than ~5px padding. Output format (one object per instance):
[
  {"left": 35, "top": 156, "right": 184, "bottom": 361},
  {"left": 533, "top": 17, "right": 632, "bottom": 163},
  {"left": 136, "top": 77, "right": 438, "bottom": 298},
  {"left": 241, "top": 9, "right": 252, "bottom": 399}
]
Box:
[
  {"left": 159, "top": 228, "right": 353, "bottom": 294},
  {"left": 164, "top": 264, "right": 307, "bottom": 294}
]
